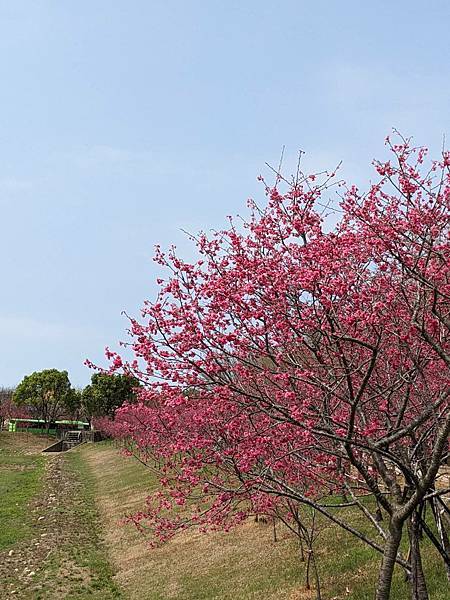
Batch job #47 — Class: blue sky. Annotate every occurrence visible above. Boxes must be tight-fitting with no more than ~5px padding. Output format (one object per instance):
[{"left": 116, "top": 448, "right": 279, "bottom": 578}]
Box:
[{"left": 1, "top": 1, "right": 449, "bottom": 388}]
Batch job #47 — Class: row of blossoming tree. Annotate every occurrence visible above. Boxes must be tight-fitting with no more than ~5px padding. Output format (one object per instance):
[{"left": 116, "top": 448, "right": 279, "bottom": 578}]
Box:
[{"left": 94, "top": 136, "right": 449, "bottom": 600}]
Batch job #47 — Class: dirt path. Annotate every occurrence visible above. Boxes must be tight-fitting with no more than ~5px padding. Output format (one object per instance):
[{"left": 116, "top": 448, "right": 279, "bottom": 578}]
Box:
[
  {"left": 0, "top": 453, "right": 87, "bottom": 598},
  {"left": 0, "top": 453, "right": 64, "bottom": 597},
  {"left": 0, "top": 442, "right": 120, "bottom": 600}
]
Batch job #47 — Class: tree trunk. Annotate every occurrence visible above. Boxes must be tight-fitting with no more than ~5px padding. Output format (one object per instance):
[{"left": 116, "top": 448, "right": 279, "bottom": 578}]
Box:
[
  {"left": 408, "top": 511, "right": 429, "bottom": 600},
  {"left": 431, "top": 497, "right": 450, "bottom": 582},
  {"left": 375, "top": 520, "right": 403, "bottom": 600},
  {"left": 298, "top": 522, "right": 305, "bottom": 562},
  {"left": 305, "top": 549, "right": 312, "bottom": 591},
  {"left": 311, "top": 549, "right": 322, "bottom": 600}
]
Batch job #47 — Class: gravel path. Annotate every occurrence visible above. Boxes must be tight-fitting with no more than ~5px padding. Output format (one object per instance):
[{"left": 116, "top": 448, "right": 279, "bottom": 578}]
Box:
[{"left": 0, "top": 450, "right": 93, "bottom": 599}]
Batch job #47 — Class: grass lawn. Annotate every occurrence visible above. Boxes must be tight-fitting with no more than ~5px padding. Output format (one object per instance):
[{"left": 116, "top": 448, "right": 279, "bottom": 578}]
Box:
[
  {"left": 1, "top": 434, "right": 447, "bottom": 599},
  {"left": 0, "top": 432, "right": 48, "bottom": 550},
  {"left": 80, "top": 442, "right": 449, "bottom": 599}
]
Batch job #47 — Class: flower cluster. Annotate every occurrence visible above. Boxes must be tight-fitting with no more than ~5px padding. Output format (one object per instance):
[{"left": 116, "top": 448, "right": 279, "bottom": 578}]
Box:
[{"left": 95, "top": 137, "right": 450, "bottom": 557}]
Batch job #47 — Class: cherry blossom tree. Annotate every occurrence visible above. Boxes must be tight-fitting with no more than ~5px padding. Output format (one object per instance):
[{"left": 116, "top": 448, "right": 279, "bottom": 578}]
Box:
[
  {"left": 96, "top": 136, "right": 449, "bottom": 600},
  {"left": 0, "top": 388, "right": 29, "bottom": 428}
]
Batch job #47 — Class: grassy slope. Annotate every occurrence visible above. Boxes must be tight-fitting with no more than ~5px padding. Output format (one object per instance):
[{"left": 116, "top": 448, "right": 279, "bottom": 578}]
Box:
[
  {"left": 0, "top": 432, "right": 47, "bottom": 550},
  {"left": 81, "top": 442, "right": 449, "bottom": 600}
]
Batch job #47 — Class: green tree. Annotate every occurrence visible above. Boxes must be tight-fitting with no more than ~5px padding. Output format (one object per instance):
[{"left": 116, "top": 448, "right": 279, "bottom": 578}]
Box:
[
  {"left": 65, "top": 387, "right": 83, "bottom": 420},
  {"left": 13, "top": 369, "right": 73, "bottom": 430},
  {"left": 82, "top": 373, "right": 138, "bottom": 419}
]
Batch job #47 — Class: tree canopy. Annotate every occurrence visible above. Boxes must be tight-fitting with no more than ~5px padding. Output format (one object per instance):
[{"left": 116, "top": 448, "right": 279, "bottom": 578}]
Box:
[
  {"left": 13, "top": 369, "right": 74, "bottom": 427},
  {"left": 96, "top": 137, "right": 450, "bottom": 600},
  {"left": 82, "top": 373, "right": 138, "bottom": 419}
]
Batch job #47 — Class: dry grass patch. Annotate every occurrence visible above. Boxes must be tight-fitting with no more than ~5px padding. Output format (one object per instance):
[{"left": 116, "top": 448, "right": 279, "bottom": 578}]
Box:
[
  {"left": 80, "top": 442, "right": 450, "bottom": 600},
  {"left": 81, "top": 443, "right": 305, "bottom": 600}
]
